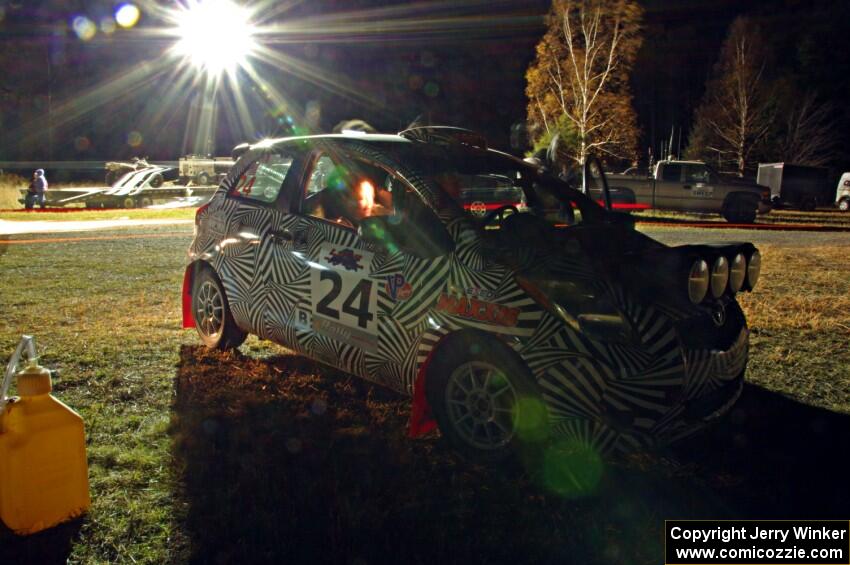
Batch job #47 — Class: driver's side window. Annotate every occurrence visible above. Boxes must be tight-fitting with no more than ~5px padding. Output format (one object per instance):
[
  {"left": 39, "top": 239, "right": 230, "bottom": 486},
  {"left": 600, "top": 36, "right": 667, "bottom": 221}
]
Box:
[{"left": 301, "top": 153, "right": 395, "bottom": 228}]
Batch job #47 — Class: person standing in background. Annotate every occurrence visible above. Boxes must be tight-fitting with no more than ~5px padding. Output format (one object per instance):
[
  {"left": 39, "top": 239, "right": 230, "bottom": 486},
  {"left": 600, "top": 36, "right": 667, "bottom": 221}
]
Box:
[{"left": 25, "top": 169, "right": 48, "bottom": 209}]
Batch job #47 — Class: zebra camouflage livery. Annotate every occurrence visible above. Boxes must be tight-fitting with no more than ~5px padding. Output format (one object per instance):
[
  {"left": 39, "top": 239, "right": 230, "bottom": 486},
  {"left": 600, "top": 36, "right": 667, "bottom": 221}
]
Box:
[{"left": 184, "top": 131, "right": 757, "bottom": 456}]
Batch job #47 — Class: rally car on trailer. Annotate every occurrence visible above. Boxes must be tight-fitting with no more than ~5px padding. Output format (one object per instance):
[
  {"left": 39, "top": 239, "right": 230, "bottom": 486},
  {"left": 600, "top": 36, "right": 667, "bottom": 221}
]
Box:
[{"left": 182, "top": 128, "right": 761, "bottom": 460}]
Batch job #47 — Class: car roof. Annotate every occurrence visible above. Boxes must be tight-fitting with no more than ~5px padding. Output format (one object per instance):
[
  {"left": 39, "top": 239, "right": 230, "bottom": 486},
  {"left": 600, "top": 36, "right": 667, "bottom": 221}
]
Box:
[
  {"left": 257, "top": 132, "right": 412, "bottom": 150},
  {"left": 248, "top": 132, "right": 525, "bottom": 165}
]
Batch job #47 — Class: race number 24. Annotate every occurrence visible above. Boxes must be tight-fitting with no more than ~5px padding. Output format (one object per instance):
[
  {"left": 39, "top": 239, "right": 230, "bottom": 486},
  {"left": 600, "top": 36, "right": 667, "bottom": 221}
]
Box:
[{"left": 315, "top": 271, "right": 374, "bottom": 329}]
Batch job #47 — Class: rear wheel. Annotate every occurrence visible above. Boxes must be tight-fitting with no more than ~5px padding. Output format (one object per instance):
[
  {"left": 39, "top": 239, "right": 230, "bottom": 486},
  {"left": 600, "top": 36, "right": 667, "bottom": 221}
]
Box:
[
  {"left": 426, "top": 333, "right": 548, "bottom": 462},
  {"left": 122, "top": 196, "right": 136, "bottom": 209},
  {"left": 139, "top": 196, "right": 153, "bottom": 208},
  {"left": 192, "top": 268, "right": 247, "bottom": 350},
  {"left": 838, "top": 198, "right": 849, "bottom": 212},
  {"left": 150, "top": 173, "right": 164, "bottom": 188},
  {"left": 196, "top": 172, "right": 210, "bottom": 185}
]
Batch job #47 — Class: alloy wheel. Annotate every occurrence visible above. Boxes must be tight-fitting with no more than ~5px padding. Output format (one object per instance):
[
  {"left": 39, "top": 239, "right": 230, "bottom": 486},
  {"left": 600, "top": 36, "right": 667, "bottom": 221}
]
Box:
[
  {"left": 445, "top": 361, "right": 519, "bottom": 450},
  {"left": 195, "top": 280, "right": 224, "bottom": 339}
]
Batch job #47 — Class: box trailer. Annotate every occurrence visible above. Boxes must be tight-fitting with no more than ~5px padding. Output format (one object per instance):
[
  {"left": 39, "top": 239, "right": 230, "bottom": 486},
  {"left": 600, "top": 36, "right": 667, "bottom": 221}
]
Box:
[{"left": 756, "top": 163, "right": 831, "bottom": 211}]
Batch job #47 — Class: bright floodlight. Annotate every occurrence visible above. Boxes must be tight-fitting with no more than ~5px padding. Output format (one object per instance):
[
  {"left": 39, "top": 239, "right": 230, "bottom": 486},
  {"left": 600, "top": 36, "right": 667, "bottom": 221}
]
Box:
[{"left": 173, "top": 0, "right": 257, "bottom": 76}]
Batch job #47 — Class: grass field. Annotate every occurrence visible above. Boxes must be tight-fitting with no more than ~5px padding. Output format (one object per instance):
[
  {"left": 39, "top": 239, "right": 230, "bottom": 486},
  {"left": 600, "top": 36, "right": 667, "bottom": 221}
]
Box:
[
  {"left": 1, "top": 226, "right": 848, "bottom": 563},
  {"left": 0, "top": 208, "right": 196, "bottom": 223},
  {"left": 0, "top": 174, "right": 27, "bottom": 209},
  {"left": 633, "top": 207, "right": 850, "bottom": 227}
]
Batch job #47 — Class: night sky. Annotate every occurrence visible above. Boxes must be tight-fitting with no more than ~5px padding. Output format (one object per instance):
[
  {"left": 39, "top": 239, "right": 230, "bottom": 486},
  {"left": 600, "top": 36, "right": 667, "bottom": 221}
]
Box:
[{"left": 1, "top": 0, "right": 848, "bottom": 172}]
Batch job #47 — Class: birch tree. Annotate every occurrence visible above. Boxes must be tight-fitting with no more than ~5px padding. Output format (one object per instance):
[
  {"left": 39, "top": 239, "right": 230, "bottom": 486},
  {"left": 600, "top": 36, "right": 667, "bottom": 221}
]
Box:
[
  {"left": 686, "top": 17, "right": 774, "bottom": 176},
  {"left": 525, "top": 0, "right": 642, "bottom": 166},
  {"left": 776, "top": 90, "right": 836, "bottom": 167}
]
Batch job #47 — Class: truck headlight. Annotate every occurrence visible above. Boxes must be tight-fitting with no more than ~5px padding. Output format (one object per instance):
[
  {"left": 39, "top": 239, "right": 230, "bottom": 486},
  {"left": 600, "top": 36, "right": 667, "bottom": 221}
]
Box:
[
  {"left": 729, "top": 253, "right": 746, "bottom": 293},
  {"left": 746, "top": 249, "right": 761, "bottom": 289},
  {"left": 710, "top": 256, "right": 729, "bottom": 298},
  {"left": 688, "top": 259, "right": 709, "bottom": 304}
]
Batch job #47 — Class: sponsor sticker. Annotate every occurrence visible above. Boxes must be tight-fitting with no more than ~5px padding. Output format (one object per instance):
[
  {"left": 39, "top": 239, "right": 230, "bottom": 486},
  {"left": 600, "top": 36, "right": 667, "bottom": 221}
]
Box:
[
  {"left": 323, "top": 247, "right": 366, "bottom": 272},
  {"left": 385, "top": 274, "right": 412, "bottom": 301},
  {"left": 465, "top": 286, "right": 496, "bottom": 300},
  {"left": 435, "top": 292, "right": 520, "bottom": 327},
  {"left": 469, "top": 201, "right": 487, "bottom": 217}
]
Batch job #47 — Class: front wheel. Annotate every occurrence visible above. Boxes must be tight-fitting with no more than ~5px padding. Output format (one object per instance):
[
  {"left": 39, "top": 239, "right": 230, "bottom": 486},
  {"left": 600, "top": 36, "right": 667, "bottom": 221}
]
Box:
[
  {"left": 192, "top": 268, "right": 247, "bottom": 350},
  {"left": 838, "top": 198, "right": 850, "bottom": 212},
  {"left": 426, "top": 333, "right": 548, "bottom": 462}
]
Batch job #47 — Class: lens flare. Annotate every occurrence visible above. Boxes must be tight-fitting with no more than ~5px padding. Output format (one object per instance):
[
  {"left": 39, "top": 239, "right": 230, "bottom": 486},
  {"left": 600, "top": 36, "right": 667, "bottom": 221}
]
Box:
[
  {"left": 72, "top": 16, "right": 97, "bottom": 41},
  {"left": 115, "top": 4, "right": 141, "bottom": 28},
  {"left": 172, "top": 0, "right": 257, "bottom": 76}
]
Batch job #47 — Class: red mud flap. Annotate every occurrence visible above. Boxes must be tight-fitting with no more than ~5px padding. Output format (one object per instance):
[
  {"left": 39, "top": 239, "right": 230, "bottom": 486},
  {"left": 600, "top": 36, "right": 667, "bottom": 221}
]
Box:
[
  {"left": 408, "top": 350, "right": 438, "bottom": 437},
  {"left": 182, "top": 266, "right": 195, "bottom": 329}
]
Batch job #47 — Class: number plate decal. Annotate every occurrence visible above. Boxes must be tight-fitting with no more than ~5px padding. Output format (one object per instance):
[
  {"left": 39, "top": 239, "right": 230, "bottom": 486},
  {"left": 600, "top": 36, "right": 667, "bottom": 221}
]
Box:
[{"left": 310, "top": 243, "right": 378, "bottom": 351}]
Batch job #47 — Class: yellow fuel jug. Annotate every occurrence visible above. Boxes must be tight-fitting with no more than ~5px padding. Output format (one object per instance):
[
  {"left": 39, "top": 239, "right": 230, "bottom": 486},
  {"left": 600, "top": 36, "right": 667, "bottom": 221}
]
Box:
[{"left": 0, "top": 336, "right": 90, "bottom": 535}]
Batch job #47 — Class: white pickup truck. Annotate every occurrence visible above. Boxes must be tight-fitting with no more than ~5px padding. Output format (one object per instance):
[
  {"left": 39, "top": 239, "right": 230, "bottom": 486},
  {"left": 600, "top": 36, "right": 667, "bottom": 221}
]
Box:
[{"left": 607, "top": 160, "right": 771, "bottom": 223}]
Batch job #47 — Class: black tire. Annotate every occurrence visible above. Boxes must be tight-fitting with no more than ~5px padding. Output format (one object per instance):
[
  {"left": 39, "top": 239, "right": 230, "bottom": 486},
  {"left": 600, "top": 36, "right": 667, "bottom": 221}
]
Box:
[
  {"left": 722, "top": 198, "right": 756, "bottom": 223},
  {"left": 196, "top": 172, "right": 210, "bottom": 185},
  {"left": 426, "top": 332, "right": 549, "bottom": 462},
  {"left": 150, "top": 173, "right": 164, "bottom": 188},
  {"left": 122, "top": 196, "right": 136, "bottom": 209},
  {"left": 105, "top": 171, "right": 116, "bottom": 186},
  {"left": 139, "top": 196, "right": 153, "bottom": 208},
  {"left": 192, "top": 267, "right": 247, "bottom": 350},
  {"left": 839, "top": 198, "right": 850, "bottom": 212}
]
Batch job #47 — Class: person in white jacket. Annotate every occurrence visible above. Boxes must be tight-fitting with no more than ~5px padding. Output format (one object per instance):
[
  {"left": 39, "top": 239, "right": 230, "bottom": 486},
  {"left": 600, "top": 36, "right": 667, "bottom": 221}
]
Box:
[{"left": 25, "top": 169, "right": 48, "bottom": 209}]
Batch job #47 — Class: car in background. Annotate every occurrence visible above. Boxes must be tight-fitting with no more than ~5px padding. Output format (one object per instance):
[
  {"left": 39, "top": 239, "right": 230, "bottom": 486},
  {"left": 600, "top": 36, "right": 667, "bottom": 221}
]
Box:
[
  {"left": 182, "top": 128, "right": 761, "bottom": 460},
  {"left": 104, "top": 157, "right": 153, "bottom": 186},
  {"left": 86, "top": 166, "right": 181, "bottom": 208}
]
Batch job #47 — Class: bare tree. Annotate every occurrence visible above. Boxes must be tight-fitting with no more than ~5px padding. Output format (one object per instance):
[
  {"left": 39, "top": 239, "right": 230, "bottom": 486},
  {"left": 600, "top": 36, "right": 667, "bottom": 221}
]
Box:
[
  {"left": 777, "top": 90, "right": 836, "bottom": 166},
  {"left": 526, "top": 0, "right": 642, "bottom": 166},
  {"left": 686, "top": 17, "right": 774, "bottom": 177}
]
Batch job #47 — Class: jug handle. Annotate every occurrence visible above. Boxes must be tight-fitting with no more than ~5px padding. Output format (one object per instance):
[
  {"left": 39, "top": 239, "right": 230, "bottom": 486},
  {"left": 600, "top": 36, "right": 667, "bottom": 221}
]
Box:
[{"left": 1, "top": 335, "right": 37, "bottom": 415}]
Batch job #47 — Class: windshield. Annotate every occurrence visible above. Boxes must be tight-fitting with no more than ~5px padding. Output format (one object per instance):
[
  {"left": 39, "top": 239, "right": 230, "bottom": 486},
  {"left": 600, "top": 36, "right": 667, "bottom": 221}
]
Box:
[{"left": 390, "top": 144, "right": 607, "bottom": 228}]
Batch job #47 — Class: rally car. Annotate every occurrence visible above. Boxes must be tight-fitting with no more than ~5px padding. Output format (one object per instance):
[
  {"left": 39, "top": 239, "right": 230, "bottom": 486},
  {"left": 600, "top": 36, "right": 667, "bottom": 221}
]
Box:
[{"left": 182, "top": 127, "right": 761, "bottom": 460}]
